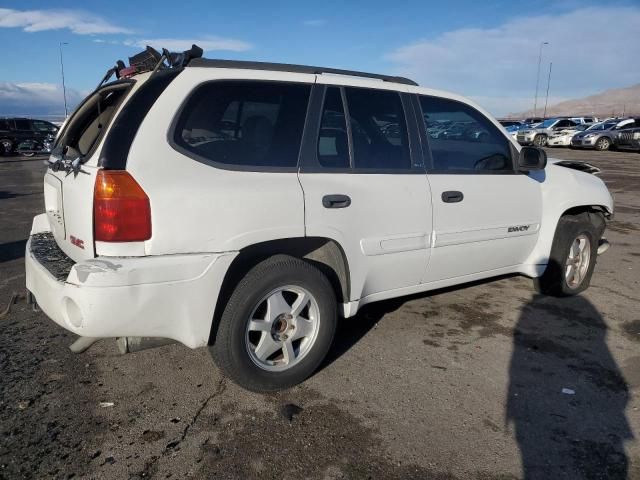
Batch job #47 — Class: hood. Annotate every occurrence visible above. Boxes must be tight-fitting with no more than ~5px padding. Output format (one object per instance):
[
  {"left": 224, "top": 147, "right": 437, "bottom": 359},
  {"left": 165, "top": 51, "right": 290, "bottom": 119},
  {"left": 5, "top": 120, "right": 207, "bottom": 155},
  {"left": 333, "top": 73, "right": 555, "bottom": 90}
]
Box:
[{"left": 548, "top": 158, "right": 601, "bottom": 175}]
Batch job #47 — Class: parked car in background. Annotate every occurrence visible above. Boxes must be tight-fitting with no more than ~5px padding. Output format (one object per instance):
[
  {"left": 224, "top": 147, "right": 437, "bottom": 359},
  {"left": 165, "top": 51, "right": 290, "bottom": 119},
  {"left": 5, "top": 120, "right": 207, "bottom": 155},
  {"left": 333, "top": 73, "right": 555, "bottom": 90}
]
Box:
[
  {"left": 569, "top": 117, "right": 599, "bottom": 125},
  {"left": 0, "top": 117, "right": 59, "bottom": 155},
  {"left": 546, "top": 124, "right": 588, "bottom": 147},
  {"left": 517, "top": 118, "right": 580, "bottom": 147},
  {"left": 613, "top": 119, "right": 640, "bottom": 151},
  {"left": 571, "top": 119, "right": 634, "bottom": 151},
  {"left": 499, "top": 120, "right": 523, "bottom": 128},
  {"left": 17, "top": 134, "right": 57, "bottom": 157},
  {"left": 505, "top": 123, "right": 530, "bottom": 141},
  {"left": 522, "top": 117, "right": 543, "bottom": 125}
]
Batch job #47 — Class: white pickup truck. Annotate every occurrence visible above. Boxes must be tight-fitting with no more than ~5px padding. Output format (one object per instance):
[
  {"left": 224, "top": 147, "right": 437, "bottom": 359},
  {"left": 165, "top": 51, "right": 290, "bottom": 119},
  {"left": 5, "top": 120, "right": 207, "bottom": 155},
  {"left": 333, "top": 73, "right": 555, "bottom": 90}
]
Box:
[{"left": 25, "top": 46, "right": 613, "bottom": 391}]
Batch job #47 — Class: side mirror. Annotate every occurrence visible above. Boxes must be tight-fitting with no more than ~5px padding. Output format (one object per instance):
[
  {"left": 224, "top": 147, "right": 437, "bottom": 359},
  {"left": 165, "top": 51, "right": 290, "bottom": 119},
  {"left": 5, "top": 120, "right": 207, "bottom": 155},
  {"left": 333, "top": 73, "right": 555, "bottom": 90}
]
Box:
[{"left": 518, "top": 146, "right": 547, "bottom": 172}]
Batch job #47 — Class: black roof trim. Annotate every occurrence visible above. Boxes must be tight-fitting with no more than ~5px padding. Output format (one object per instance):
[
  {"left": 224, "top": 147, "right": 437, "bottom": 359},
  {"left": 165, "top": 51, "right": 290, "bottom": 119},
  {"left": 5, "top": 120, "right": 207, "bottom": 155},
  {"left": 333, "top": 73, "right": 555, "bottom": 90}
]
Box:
[{"left": 188, "top": 58, "right": 418, "bottom": 86}]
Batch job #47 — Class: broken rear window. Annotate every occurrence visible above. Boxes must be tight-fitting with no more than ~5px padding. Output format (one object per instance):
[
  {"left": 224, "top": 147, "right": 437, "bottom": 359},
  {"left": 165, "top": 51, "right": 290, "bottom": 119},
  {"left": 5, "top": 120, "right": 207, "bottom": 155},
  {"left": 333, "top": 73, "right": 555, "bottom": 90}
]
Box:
[{"left": 56, "top": 82, "right": 133, "bottom": 159}]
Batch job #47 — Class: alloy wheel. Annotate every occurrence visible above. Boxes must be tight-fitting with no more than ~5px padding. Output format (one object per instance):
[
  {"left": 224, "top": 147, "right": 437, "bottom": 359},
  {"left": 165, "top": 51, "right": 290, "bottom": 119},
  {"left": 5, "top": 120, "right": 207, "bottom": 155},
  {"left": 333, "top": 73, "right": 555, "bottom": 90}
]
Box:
[
  {"left": 245, "top": 285, "right": 320, "bottom": 372},
  {"left": 565, "top": 234, "right": 591, "bottom": 289}
]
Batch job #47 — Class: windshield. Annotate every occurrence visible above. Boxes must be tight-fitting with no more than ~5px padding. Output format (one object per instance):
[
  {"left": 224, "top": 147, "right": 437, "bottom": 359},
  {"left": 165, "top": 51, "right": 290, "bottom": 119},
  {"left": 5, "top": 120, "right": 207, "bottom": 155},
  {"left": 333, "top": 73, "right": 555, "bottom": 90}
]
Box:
[
  {"left": 538, "top": 118, "right": 558, "bottom": 128},
  {"left": 587, "top": 122, "right": 616, "bottom": 131}
]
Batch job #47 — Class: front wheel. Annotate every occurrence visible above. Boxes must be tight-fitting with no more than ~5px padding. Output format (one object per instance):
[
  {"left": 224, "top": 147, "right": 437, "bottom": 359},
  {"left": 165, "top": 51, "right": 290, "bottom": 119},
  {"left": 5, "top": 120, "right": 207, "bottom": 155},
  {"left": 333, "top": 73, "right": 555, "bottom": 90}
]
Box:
[
  {"left": 212, "top": 255, "right": 337, "bottom": 392},
  {"left": 533, "top": 134, "right": 547, "bottom": 147},
  {"left": 595, "top": 137, "right": 611, "bottom": 151},
  {"left": 535, "top": 213, "right": 604, "bottom": 296}
]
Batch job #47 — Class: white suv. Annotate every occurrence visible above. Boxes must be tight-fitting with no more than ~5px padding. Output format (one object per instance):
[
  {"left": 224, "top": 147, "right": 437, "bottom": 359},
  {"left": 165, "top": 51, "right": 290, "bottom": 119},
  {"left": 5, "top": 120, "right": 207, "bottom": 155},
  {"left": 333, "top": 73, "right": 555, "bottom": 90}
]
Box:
[{"left": 25, "top": 46, "right": 613, "bottom": 391}]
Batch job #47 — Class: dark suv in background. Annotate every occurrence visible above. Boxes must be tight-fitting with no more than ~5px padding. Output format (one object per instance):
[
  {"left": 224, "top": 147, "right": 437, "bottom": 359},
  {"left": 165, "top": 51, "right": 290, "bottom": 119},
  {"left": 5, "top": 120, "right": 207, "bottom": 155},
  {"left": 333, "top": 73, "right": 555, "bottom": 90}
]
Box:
[{"left": 0, "top": 118, "right": 59, "bottom": 155}]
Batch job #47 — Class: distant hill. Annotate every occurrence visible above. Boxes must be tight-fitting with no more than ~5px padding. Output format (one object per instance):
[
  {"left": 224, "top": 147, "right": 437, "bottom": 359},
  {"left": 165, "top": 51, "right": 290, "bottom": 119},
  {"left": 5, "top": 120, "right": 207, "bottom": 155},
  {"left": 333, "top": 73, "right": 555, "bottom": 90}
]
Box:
[{"left": 511, "top": 84, "right": 640, "bottom": 119}]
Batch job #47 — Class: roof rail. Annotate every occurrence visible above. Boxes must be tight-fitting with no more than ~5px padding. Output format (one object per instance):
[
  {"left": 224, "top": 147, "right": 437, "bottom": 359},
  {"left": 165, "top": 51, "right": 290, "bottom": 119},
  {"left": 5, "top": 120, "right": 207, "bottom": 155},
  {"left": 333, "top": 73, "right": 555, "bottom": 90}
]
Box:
[{"left": 188, "top": 58, "right": 418, "bottom": 86}]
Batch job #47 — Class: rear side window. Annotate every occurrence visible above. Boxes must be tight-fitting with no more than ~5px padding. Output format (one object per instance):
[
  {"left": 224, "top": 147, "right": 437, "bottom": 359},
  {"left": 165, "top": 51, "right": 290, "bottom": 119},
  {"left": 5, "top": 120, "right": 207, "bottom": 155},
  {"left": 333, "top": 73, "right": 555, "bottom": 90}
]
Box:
[
  {"left": 419, "top": 96, "right": 512, "bottom": 172},
  {"left": 345, "top": 88, "right": 411, "bottom": 170},
  {"left": 0, "top": 120, "right": 9, "bottom": 130},
  {"left": 14, "top": 120, "right": 31, "bottom": 130},
  {"left": 174, "top": 81, "right": 311, "bottom": 169}
]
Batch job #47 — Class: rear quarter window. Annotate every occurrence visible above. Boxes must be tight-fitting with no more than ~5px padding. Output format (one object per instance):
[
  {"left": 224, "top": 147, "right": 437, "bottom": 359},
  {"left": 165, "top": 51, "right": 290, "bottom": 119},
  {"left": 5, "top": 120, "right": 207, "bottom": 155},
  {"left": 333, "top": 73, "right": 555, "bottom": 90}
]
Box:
[{"left": 173, "top": 81, "right": 311, "bottom": 169}]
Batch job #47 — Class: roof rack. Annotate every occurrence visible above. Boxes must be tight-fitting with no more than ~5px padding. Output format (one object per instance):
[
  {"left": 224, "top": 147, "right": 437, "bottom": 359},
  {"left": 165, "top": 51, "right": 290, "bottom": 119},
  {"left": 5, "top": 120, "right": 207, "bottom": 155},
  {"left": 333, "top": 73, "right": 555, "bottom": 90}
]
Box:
[{"left": 188, "top": 58, "right": 418, "bottom": 86}]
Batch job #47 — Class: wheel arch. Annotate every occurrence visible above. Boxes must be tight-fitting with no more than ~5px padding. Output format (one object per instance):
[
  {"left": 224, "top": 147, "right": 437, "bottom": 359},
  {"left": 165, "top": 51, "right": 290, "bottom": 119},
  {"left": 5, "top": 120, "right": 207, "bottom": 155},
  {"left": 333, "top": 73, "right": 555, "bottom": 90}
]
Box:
[
  {"left": 524, "top": 202, "right": 611, "bottom": 277},
  {"left": 208, "top": 237, "right": 350, "bottom": 344}
]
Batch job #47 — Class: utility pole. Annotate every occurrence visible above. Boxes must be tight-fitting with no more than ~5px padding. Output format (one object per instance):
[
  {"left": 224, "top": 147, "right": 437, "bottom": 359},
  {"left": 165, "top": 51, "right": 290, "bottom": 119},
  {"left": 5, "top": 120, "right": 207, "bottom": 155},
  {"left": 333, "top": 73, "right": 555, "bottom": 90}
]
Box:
[
  {"left": 543, "top": 62, "right": 553, "bottom": 119},
  {"left": 533, "top": 41, "right": 549, "bottom": 118},
  {"left": 59, "top": 42, "right": 69, "bottom": 118}
]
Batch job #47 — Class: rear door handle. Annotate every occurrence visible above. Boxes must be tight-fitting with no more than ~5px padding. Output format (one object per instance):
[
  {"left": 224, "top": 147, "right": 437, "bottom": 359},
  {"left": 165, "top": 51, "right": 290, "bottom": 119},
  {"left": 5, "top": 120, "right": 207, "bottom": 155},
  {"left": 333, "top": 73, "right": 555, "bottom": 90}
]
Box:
[
  {"left": 322, "top": 194, "right": 351, "bottom": 209},
  {"left": 441, "top": 191, "right": 464, "bottom": 203}
]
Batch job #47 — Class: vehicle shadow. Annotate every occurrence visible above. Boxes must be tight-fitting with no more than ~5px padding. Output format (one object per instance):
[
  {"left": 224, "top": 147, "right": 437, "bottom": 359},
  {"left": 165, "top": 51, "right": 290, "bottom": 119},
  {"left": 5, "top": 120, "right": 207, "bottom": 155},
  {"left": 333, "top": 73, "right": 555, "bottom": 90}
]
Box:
[
  {"left": 506, "top": 290, "right": 632, "bottom": 479},
  {"left": 0, "top": 239, "right": 27, "bottom": 263}
]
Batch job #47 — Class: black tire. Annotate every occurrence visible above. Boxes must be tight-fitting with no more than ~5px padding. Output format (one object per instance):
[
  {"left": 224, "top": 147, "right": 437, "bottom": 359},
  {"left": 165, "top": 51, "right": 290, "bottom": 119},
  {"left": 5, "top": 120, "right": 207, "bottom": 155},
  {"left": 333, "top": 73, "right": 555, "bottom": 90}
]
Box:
[
  {"left": 0, "top": 139, "right": 13, "bottom": 156},
  {"left": 533, "top": 134, "right": 547, "bottom": 147},
  {"left": 594, "top": 137, "right": 611, "bottom": 151},
  {"left": 535, "top": 212, "right": 604, "bottom": 297},
  {"left": 212, "top": 255, "right": 337, "bottom": 392}
]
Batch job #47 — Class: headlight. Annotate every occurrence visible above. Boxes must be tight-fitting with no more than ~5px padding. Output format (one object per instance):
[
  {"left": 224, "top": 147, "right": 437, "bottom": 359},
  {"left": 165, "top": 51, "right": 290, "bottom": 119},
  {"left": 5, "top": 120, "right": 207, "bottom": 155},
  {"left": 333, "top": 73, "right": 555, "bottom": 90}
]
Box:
[
  {"left": 633, "top": 132, "right": 640, "bottom": 140},
  {"left": 584, "top": 134, "right": 594, "bottom": 138}
]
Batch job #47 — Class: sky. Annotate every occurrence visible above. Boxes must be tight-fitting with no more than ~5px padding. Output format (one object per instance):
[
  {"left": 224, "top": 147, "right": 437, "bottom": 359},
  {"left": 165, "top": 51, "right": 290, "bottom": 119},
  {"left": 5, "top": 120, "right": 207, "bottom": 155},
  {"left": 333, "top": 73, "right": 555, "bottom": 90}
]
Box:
[{"left": 1, "top": 0, "right": 639, "bottom": 117}]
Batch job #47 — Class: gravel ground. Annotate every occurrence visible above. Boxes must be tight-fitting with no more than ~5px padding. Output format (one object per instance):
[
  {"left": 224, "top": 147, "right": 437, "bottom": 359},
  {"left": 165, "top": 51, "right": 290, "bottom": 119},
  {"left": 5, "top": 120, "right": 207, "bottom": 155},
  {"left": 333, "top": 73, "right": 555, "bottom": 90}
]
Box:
[{"left": 0, "top": 147, "right": 639, "bottom": 479}]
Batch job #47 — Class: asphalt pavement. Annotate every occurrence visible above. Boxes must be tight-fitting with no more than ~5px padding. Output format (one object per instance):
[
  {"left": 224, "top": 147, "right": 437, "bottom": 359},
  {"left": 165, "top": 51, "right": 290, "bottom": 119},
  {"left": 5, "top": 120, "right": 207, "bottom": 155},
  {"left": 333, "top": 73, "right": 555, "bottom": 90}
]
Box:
[{"left": 1, "top": 147, "right": 639, "bottom": 479}]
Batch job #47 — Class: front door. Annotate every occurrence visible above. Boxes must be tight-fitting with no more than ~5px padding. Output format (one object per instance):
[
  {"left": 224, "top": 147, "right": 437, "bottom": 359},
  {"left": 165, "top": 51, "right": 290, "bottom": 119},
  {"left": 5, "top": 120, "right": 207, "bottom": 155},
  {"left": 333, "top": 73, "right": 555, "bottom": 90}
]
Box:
[
  {"left": 298, "top": 83, "right": 433, "bottom": 301},
  {"left": 416, "top": 95, "right": 542, "bottom": 283}
]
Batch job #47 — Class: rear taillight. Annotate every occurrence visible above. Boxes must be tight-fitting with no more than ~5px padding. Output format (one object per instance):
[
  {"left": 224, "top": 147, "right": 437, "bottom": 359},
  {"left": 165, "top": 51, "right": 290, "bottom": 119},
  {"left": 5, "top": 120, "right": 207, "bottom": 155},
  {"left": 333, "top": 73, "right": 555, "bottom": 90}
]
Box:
[{"left": 94, "top": 170, "right": 151, "bottom": 242}]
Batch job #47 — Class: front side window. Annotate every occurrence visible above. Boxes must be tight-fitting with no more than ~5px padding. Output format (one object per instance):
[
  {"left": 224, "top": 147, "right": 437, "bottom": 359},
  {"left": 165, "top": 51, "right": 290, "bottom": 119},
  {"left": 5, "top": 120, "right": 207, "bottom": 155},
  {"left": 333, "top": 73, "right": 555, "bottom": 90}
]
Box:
[
  {"left": 175, "top": 81, "right": 311, "bottom": 168},
  {"left": 32, "top": 120, "right": 57, "bottom": 132},
  {"left": 419, "top": 96, "right": 512, "bottom": 172},
  {"left": 344, "top": 87, "right": 411, "bottom": 170}
]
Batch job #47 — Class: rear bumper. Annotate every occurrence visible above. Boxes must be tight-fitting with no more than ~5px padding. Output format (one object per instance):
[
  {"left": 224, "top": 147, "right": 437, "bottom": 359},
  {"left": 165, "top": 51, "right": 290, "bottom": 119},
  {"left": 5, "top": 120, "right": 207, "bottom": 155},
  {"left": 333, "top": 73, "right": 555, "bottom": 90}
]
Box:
[{"left": 25, "top": 215, "right": 235, "bottom": 348}]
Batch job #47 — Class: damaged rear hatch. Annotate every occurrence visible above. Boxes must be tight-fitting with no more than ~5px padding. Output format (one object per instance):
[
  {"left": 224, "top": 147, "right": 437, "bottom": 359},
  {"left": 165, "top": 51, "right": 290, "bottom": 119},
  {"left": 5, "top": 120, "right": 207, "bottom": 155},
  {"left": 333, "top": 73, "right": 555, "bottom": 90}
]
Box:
[{"left": 44, "top": 80, "right": 137, "bottom": 262}]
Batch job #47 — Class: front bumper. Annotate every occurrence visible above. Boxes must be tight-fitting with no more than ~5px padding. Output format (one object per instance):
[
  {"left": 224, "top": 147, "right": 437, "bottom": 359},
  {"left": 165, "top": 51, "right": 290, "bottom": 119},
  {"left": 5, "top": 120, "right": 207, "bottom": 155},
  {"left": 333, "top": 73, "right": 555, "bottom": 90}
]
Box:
[
  {"left": 25, "top": 215, "right": 235, "bottom": 348},
  {"left": 517, "top": 137, "right": 535, "bottom": 145},
  {"left": 570, "top": 137, "right": 596, "bottom": 148},
  {"left": 547, "top": 137, "right": 570, "bottom": 147}
]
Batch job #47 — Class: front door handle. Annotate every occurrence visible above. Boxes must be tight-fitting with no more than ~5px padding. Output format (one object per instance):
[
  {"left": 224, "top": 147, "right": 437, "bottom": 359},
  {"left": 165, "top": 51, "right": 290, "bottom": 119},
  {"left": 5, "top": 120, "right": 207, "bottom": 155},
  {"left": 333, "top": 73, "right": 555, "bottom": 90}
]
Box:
[
  {"left": 323, "top": 194, "right": 351, "bottom": 209},
  {"left": 441, "top": 191, "right": 464, "bottom": 203}
]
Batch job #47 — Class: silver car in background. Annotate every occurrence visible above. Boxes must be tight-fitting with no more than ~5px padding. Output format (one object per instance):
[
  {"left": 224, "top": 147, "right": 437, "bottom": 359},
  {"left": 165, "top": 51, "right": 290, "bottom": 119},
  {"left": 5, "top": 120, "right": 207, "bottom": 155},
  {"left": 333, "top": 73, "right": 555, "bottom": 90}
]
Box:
[
  {"left": 517, "top": 118, "right": 579, "bottom": 147},
  {"left": 571, "top": 119, "right": 635, "bottom": 151}
]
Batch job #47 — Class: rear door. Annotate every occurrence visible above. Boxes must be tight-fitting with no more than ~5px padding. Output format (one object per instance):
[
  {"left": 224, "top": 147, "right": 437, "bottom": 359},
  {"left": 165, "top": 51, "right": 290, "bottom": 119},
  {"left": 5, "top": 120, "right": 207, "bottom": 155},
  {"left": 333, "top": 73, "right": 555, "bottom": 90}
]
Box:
[
  {"left": 298, "top": 83, "right": 432, "bottom": 301},
  {"left": 417, "top": 95, "right": 542, "bottom": 282}
]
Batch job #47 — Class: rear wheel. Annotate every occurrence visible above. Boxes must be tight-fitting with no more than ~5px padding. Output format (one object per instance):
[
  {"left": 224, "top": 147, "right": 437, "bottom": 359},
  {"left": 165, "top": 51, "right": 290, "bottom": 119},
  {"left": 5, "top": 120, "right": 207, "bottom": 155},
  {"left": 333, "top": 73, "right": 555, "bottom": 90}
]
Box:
[
  {"left": 535, "top": 213, "right": 603, "bottom": 296},
  {"left": 212, "top": 255, "right": 337, "bottom": 392},
  {"left": 533, "top": 134, "right": 547, "bottom": 147},
  {"left": 595, "top": 137, "right": 611, "bottom": 151}
]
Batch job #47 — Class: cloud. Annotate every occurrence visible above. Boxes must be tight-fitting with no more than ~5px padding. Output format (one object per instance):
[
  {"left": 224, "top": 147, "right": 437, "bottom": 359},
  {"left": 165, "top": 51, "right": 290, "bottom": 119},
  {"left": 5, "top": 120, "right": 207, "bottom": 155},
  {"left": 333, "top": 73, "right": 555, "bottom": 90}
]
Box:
[
  {"left": 386, "top": 6, "right": 640, "bottom": 115},
  {"left": 303, "top": 19, "right": 326, "bottom": 27},
  {"left": 0, "top": 82, "right": 86, "bottom": 116},
  {"left": 0, "top": 8, "right": 132, "bottom": 35},
  {"left": 126, "top": 36, "right": 252, "bottom": 52}
]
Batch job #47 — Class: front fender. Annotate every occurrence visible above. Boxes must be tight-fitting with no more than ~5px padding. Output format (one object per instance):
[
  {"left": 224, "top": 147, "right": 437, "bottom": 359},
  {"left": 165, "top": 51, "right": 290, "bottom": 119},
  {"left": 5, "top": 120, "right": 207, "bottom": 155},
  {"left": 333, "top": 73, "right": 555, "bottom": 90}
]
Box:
[{"left": 523, "top": 161, "right": 613, "bottom": 273}]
